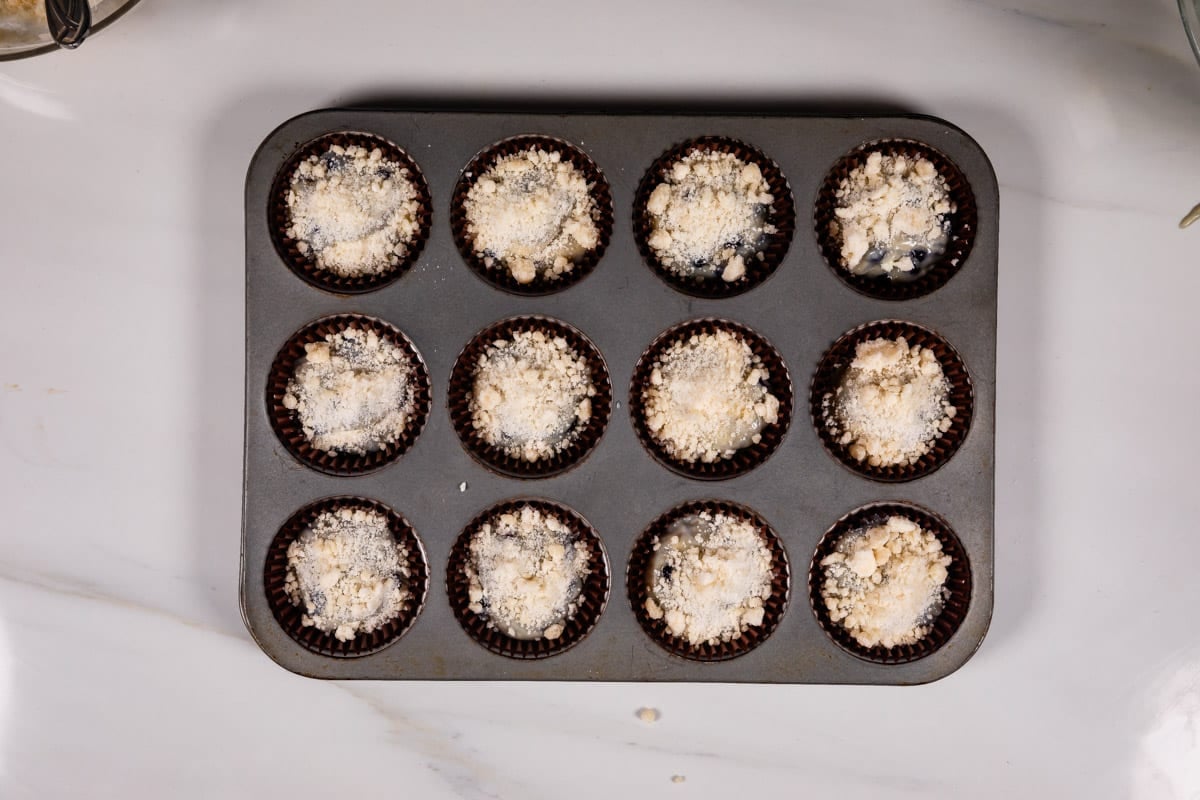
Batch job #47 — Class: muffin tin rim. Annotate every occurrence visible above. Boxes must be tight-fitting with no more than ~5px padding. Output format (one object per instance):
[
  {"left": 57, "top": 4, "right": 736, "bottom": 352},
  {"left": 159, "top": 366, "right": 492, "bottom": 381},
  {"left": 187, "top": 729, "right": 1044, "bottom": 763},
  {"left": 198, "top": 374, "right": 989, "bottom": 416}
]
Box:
[{"left": 241, "top": 108, "right": 998, "bottom": 684}]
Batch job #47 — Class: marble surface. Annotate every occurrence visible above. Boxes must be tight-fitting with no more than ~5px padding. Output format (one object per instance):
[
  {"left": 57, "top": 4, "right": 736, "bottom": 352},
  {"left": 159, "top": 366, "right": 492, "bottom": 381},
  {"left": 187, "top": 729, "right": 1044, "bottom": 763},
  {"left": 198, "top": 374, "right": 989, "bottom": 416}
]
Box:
[{"left": 1, "top": 0, "right": 1199, "bottom": 796}]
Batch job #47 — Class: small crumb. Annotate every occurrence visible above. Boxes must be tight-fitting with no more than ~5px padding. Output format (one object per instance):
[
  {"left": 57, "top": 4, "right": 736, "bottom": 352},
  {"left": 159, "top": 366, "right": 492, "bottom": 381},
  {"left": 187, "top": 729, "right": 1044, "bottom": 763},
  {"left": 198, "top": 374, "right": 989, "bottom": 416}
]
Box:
[
  {"left": 671, "top": 775, "right": 686, "bottom": 784},
  {"left": 635, "top": 707, "right": 660, "bottom": 723},
  {"left": 458, "top": 481, "right": 468, "bottom": 493}
]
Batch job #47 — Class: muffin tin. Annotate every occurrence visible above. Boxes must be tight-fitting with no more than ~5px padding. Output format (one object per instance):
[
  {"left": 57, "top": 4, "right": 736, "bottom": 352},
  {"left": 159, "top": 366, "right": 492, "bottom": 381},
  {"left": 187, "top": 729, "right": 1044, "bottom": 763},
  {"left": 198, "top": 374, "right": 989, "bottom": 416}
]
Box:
[{"left": 240, "top": 109, "right": 997, "bottom": 683}]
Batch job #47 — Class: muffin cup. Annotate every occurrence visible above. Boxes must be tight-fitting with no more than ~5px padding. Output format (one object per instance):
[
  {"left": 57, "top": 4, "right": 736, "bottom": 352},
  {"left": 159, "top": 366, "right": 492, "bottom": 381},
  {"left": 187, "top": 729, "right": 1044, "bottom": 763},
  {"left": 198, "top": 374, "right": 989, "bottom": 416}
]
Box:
[
  {"left": 810, "top": 319, "right": 973, "bottom": 482},
  {"left": 814, "top": 139, "right": 977, "bottom": 301},
  {"left": 633, "top": 136, "right": 796, "bottom": 299},
  {"left": 808, "top": 501, "right": 971, "bottom": 664},
  {"left": 447, "top": 316, "right": 612, "bottom": 479},
  {"left": 627, "top": 500, "right": 790, "bottom": 662},
  {"left": 268, "top": 131, "right": 433, "bottom": 294},
  {"left": 267, "top": 314, "right": 432, "bottom": 476},
  {"left": 449, "top": 135, "right": 614, "bottom": 296},
  {"left": 446, "top": 499, "right": 610, "bottom": 659},
  {"left": 629, "top": 318, "right": 793, "bottom": 480},
  {"left": 264, "top": 496, "right": 429, "bottom": 658}
]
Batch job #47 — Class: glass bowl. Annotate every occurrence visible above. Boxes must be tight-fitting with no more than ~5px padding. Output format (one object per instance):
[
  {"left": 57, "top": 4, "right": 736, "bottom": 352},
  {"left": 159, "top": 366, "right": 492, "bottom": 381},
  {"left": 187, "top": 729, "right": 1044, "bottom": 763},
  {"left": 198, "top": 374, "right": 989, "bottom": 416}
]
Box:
[
  {"left": 0, "top": 0, "right": 141, "bottom": 60},
  {"left": 1181, "top": 0, "right": 1200, "bottom": 67}
]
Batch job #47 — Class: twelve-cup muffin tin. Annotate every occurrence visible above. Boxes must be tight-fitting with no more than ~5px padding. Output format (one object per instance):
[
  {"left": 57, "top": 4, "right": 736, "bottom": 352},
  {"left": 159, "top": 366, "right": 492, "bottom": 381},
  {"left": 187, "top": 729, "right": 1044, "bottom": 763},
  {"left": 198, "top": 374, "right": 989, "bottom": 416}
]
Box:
[{"left": 240, "top": 109, "right": 997, "bottom": 683}]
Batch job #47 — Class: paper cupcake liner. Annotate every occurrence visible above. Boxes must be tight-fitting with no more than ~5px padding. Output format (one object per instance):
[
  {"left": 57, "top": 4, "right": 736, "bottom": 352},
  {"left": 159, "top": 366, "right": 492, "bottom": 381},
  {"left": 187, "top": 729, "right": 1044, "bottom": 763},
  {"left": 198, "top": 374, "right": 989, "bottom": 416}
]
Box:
[
  {"left": 632, "top": 136, "right": 795, "bottom": 299},
  {"left": 808, "top": 501, "right": 971, "bottom": 664},
  {"left": 629, "top": 318, "right": 793, "bottom": 480},
  {"left": 449, "top": 135, "right": 614, "bottom": 296},
  {"left": 814, "top": 139, "right": 977, "bottom": 301},
  {"left": 268, "top": 131, "right": 433, "bottom": 294},
  {"left": 447, "top": 316, "right": 612, "bottom": 478},
  {"left": 446, "top": 499, "right": 610, "bottom": 659},
  {"left": 263, "top": 496, "right": 429, "bottom": 658},
  {"left": 627, "top": 500, "right": 790, "bottom": 662},
  {"left": 266, "top": 314, "right": 432, "bottom": 476},
  {"left": 809, "top": 320, "right": 973, "bottom": 482}
]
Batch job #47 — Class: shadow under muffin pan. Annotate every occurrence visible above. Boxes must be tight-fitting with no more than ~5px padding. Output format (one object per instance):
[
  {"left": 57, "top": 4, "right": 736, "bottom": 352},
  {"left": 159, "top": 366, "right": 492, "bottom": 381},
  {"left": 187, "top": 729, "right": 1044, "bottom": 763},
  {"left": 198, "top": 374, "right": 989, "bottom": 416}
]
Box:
[{"left": 241, "top": 108, "right": 998, "bottom": 683}]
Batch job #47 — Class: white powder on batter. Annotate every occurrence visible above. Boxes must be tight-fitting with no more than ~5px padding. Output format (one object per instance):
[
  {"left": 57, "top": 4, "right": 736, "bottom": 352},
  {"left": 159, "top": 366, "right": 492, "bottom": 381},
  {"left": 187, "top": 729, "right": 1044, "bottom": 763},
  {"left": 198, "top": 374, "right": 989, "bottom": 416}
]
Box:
[
  {"left": 286, "top": 144, "right": 422, "bottom": 277},
  {"left": 284, "top": 507, "right": 411, "bottom": 642},
  {"left": 463, "top": 147, "right": 601, "bottom": 284},
  {"left": 470, "top": 329, "right": 595, "bottom": 462},
  {"left": 831, "top": 150, "right": 954, "bottom": 277},
  {"left": 282, "top": 326, "right": 415, "bottom": 455},
  {"left": 643, "top": 330, "right": 780, "bottom": 463},
  {"left": 644, "top": 511, "right": 772, "bottom": 646},
  {"left": 466, "top": 505, "right": 591, "bottom": 640},
  {"left": 645, "top": 150, "right": 775, "bottom": 282},
  {"left": 820, "top": 515, "right": 951, "bottom": 649},
  {"left": 823, "top": 336, "right": 956, "bottom": 468}
]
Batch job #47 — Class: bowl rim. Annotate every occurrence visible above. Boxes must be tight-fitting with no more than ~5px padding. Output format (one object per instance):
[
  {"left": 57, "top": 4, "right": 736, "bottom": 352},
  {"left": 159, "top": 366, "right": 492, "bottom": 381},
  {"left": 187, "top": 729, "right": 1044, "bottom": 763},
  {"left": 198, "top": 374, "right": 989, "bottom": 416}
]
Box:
[{"left": 1180, "top": 0, "right": 1200, "bottom": 67}]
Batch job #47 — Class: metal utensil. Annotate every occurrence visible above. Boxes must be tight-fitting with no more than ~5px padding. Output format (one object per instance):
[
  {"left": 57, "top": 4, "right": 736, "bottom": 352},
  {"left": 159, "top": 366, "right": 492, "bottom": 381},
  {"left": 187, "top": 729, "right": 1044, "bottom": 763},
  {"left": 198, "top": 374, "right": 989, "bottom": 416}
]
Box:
[{"left": 44, "top": 0, "right": 91, "bottom": 49}]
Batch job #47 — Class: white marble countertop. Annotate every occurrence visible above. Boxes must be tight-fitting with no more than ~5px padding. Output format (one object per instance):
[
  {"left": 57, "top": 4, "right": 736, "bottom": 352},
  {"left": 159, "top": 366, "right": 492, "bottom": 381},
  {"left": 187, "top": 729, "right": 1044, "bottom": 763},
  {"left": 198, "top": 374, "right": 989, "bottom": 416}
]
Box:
[{"left": 2, "top": 0, "right": 1199, "bottom": 797}]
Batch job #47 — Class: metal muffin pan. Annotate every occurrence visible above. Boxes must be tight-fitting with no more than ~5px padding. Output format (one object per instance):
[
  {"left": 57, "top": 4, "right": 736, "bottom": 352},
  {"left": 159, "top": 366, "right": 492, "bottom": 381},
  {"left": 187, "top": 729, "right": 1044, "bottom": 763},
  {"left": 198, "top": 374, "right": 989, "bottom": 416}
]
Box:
[{"left": 240, "top": 109, "right": 998, "bottom": 683}]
